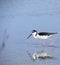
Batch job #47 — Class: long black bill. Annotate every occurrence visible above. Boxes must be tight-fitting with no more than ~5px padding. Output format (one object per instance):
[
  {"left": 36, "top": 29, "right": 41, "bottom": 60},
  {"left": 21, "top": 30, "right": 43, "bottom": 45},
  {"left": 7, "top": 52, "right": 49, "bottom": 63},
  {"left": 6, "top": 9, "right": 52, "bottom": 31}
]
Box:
[{"left": 27, "top": 34, "right": 32, "bottom": 39}]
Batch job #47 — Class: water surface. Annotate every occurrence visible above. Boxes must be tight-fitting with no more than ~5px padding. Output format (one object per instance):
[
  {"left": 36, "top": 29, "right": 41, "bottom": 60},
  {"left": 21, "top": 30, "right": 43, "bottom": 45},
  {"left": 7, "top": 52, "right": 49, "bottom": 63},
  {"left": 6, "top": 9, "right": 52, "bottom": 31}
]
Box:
[{"left": 0, "top": 0, "right": 60, "bottom": 65}]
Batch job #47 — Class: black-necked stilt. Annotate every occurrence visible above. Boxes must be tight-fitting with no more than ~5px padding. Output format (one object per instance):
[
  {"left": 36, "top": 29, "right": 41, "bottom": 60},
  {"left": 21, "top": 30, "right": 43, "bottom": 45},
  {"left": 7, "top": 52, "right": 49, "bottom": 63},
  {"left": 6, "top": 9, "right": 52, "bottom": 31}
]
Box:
[{"left": 27, "top": 30, "right": 57, "bottom": 51}]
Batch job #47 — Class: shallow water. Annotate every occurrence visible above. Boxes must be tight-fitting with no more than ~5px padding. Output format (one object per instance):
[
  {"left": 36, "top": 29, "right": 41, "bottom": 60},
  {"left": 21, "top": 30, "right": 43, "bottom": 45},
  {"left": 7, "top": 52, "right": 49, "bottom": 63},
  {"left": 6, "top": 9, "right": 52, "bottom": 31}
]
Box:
[{"left": 0, "top": 0, "right": 60, "bottom": 65}]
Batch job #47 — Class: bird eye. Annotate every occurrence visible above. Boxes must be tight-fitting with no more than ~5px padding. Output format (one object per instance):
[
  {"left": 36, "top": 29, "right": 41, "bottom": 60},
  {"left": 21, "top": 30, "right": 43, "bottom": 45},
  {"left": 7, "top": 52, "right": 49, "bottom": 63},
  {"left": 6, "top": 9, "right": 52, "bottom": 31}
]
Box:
[{"left": 32, "top": 30, "right": 36, "bottom": 33}]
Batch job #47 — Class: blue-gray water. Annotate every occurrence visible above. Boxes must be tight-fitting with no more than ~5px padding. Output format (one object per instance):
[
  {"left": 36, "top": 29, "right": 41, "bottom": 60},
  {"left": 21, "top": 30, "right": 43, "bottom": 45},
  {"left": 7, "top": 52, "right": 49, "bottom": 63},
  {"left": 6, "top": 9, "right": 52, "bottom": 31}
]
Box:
[{"left": 0, "top": 0, "right": 60, "bottom": 65}]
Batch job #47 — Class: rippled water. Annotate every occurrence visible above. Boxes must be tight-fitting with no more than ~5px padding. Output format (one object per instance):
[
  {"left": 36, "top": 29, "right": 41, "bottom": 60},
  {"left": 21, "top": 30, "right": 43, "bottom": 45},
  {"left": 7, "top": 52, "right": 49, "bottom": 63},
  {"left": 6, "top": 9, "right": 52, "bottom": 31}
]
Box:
[{"left": 0, "top": 0, "right": 60, "bottom": 65}]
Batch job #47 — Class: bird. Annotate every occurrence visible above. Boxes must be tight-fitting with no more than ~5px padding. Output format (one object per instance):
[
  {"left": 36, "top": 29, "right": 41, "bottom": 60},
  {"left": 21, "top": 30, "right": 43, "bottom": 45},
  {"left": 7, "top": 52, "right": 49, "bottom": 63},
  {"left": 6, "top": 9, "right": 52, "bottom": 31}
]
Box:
[{"left": 27, "top": 30, "right": 57, "bottom": 51}]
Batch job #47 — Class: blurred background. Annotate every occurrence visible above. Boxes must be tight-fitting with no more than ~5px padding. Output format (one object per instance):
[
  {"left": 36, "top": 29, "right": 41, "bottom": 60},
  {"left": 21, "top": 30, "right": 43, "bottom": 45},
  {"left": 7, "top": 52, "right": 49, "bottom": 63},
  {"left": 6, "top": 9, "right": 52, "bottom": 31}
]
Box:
[{"left": 0, "top": 0, "right": 60, "bottom": 65}]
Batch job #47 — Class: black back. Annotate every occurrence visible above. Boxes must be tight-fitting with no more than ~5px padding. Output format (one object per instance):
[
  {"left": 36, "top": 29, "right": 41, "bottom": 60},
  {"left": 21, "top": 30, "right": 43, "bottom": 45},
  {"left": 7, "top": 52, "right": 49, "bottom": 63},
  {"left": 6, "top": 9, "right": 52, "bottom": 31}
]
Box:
[{"left": 38, "top": 32, "right": 57, "bottom": 36}]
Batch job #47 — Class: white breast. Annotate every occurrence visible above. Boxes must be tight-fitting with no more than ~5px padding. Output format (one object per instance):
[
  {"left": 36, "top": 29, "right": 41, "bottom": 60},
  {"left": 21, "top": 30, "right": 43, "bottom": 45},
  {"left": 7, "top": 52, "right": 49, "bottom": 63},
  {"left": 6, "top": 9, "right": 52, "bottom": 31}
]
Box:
[
  {"left": 33, "top": 34, "right": 52, "bottom": 40},
  {"left": 36, "top": 35, "right": 51, "bottom": 39}
]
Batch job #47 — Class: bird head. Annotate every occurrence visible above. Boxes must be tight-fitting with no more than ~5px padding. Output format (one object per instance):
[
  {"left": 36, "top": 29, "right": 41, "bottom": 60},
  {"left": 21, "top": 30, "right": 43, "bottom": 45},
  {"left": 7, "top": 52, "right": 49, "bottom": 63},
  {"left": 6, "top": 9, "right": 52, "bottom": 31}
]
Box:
[{"left": 27, "top": 30, "right": 37, "bottom": 39}]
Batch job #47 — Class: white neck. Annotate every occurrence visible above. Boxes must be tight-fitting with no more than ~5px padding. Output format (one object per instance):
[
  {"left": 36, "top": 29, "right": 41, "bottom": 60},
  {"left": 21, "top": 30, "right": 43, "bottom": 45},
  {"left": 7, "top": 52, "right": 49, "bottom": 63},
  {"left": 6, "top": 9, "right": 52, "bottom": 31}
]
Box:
[{"left": 32, "top": 32, "right": 37, "bottom": 38}]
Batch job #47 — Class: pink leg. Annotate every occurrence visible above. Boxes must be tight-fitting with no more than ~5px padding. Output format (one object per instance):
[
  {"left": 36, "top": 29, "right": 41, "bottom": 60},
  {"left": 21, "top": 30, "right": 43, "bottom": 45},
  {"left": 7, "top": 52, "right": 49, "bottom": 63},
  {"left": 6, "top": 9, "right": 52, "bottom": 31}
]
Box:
[
  {"left": 41, "top": 40, "right": 46, "bottom": 52},
  {"left": 48, "top": 38, "right": 55, "bottom": 46},
  {"left": 48, "top": 38, "right": 55, "bottom": 54}
]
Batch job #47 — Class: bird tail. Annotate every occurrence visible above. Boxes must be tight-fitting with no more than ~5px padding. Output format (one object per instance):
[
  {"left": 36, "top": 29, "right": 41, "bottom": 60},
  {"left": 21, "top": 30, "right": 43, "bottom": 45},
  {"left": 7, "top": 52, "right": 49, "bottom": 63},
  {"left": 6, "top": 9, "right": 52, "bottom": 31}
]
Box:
[{"left": 51, "top": 32, "right": 58, "bottom": 34}]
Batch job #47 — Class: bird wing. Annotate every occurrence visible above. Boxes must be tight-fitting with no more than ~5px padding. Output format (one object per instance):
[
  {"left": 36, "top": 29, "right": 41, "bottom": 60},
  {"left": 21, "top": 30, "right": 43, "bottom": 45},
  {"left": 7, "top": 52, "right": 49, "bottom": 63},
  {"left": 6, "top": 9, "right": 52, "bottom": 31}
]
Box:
[{"left": 38, "top": 32, "right": 57, "bottom": 36}]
